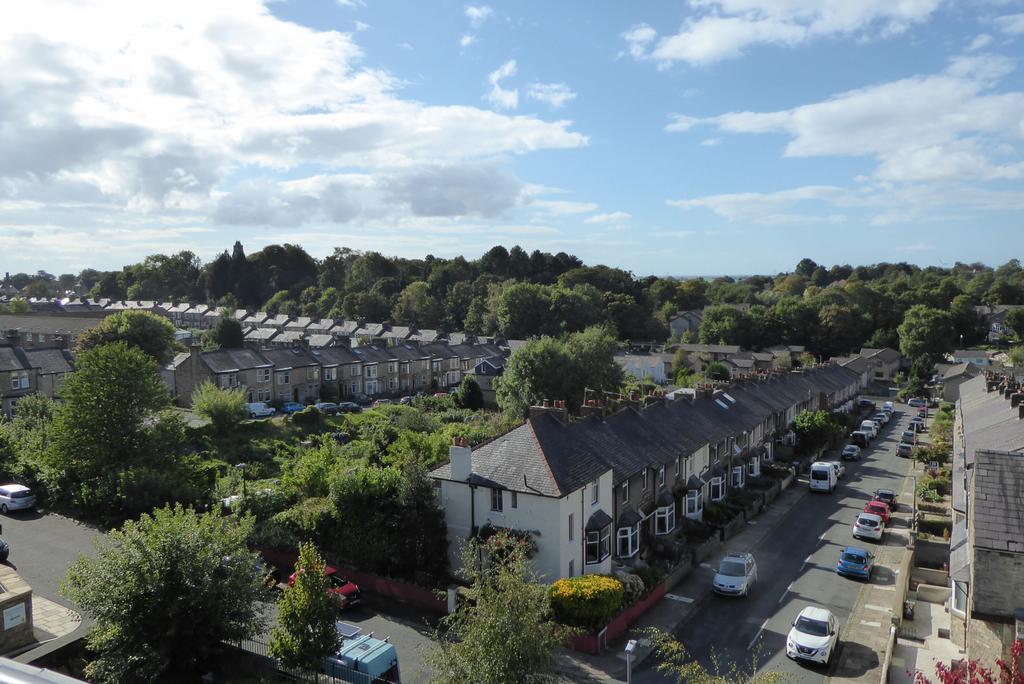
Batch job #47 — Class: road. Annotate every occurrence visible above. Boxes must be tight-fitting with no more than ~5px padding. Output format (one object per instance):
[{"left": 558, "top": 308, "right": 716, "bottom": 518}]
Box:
[{"left": 635, "top": 401, "right": 915, "bottom": 684}]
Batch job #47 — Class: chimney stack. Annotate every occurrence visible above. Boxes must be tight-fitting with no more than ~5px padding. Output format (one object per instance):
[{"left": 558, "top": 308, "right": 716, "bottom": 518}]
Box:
[
  {"left": 450, "top": 436, "right": 473, "bottom": 481},
  {"left": 529, "top": 399, "right": 569, "bottom": 423},
  {"left": 580, "top": 398, "right": 606, "bottom": 420}
]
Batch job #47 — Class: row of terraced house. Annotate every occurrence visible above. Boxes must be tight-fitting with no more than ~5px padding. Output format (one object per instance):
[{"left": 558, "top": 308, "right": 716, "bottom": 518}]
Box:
[{"left": 430, "top": 364, "right": 861, "bottom": 582}]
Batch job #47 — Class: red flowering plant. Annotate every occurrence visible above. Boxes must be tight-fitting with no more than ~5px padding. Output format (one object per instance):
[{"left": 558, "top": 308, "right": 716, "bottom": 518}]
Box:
[{"left": 914, "top": 641, "right": 1024, "bottom": 684}]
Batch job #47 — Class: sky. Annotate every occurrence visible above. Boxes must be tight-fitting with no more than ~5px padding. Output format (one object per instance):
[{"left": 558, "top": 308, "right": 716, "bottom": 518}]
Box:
[{"left": 2, "top": 0, "right": 1023, "bottom": 277}]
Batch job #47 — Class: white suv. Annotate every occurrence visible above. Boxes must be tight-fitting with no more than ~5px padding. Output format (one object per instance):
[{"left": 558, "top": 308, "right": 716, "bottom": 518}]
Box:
[
  {"left": 712, "top": 552, "right": 758, "bottom": 597},
  {"left": 787, "top": 606, "right": 839, "bottom": 665},
  {"left": 0, "top": 484, "right": 36, "bottom": 513}
]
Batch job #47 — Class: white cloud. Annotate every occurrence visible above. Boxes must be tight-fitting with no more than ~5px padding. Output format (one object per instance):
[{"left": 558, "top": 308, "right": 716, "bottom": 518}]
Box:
[
  {"left": 465, "top": 5, "right": 493, "bottom": 29},
  {"left": 967, "top": 34, "right": 993, "bottom": 51},
  {"left": 0, "top": 1, "right": 589, "bottom": 270},
  {"left": 665, "top": 114, "right": 703, "bottom": 132},
  {"left": 354, "top": 20, "right": 370, "bottom": 31},
  {"left": 335, "top": 0, "right": 365, "bottom": 6},
  {"left": 460, "top": 34, "right": 477, "bottom": 48},
  {"left": 530, "top": 199, "right": 599, "bottom": 215},
  {"left": 585, "top": 211, "right": 632, "bottom": 224},
  {"left": 626, "top": 1, "right": 944, "bottom": 66},
  {"left": 486, "top": 59, "right": 519, "bottom": 110},
  {"left": 700, "top": 138, "right": 721, "bottom": 146},
  {"left": 997, "top": 13, "right": 1024, "bottom": 34},
  {"left": 397, "top": 41, "right": 414, "bottom": 50},
  {"left": 526, "top": 82, "right": 577, "bottom": 108},
  {"left": 668, "top": 185, "right": 851, "bottom": 222},
  {"left": 693, "top": 55, "right": 1024, "bottom": 183}
]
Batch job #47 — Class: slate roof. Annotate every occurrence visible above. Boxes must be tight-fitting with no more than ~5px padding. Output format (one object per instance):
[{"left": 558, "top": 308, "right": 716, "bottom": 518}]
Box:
[
  {"left": 943, "top": 362, "right": 981, "bottom": 381},
  {"left": 285, "top": 317, "right": 314, "bottom": 330},
  {"left": 953, "top": 350, "right": 989, "bottom": 359},
  {"left": 674, "top": 343, "right": 741, "bottom": 355},
  {"left": 358, "top": 323, "right": 385, "bottom": 337},
  {"left": 409, "top": 329, "right": 439, "bottom": 343},
  {"left": 260, "top": 347, "right": 319, "bottom": 368},
  {"left": 350, "top": 345, "right": 395, "bottom": 364},
  {"left": 306, "top": 334, "right": 336, "bottom": 348},
  {"left": 306, "top": 320, "right": 335, "bottom": 334},
  {"left": 860, "top": 347, "right": 901, "bottom": 363},
  {"left": 335, "top": 320, "right": 361, "bottom": 335},
  {"left": 0, "top": 314, "right": 107, "bottom": 335},
  {"left": 386, "top": 326, "right": 413, "bottom": 339},
  {"left": 972, "top": 449, "right": 1024, "bottom": 553},
  {"left": 264, "top": 314, "right": 291, "bottom": 327},
  {"left": 244, "top": 328, "right": 278, "bottom": 341},
  {"left": 446, "top": 332, "right": 474, "bottom": 345},
  {"left": 311, "top": 346, "right": 362, "bottom": 366},
  {"left": 201, "top": 348, "right": 271, "bottom": 373},
  {"left": 22, "top": 348, "right": 75, "bottom": 374},
  {"left": 0, "top": 346, "right": 31, "bottom": 372},
  {"left": 241, "top": 311, "right": 269, "bottom": 325},
  {"left": 420, "top": 343, "right": 458, "bottom": 360},
  {"left": 274, "top": 330, "right": 305, "bottom": 345}
]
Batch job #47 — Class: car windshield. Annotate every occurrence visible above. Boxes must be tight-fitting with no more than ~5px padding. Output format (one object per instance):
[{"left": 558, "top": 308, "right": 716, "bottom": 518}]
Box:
[
  {"left": 718, "top": 561, "right": 747, "bottom": 577},
  {"left": 842, "top": 551, "right": 866, "bottom": 563},
  {"left": 795, "top": 616, "right": 830, "bottom": 637},
  {"left": 868, "top": 503, "right": 884, "bottom": 511},
  {"left": 858, "top": 517, "right": 878, "bottom": 528},
  {"left": 11, "top": 491, "right": 31, "bottom": 499},
  {"left": 811, "top": 470, "right": 829, "bottom": 480}
]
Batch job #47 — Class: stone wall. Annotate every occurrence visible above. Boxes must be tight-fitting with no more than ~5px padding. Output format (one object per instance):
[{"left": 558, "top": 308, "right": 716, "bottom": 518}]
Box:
[
  {"left": 0, "top": 566, "right": 34, "bottom": 653},
  {"left": 973, "top": 548, "right": 1024, "bottom": 617},
  {"left": 968, "top": 615, "right": 1015, "bottom": 665}
]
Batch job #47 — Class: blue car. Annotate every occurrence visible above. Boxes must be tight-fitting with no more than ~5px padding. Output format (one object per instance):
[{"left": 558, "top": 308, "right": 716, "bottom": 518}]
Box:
[
  {"left": 281, "top": 402, "right": 306, "bottom": 414},
  {"left": 836, "top": 546, "right": 874, "bottom": 580}
]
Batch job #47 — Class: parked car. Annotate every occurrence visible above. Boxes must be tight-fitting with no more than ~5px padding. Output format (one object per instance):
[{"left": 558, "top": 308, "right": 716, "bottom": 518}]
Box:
[
  {"left": 917, "top": 407, "right": 928, "bottom": 418},
  {"left": 852, "top": 512, "right": 885, "bottom": 541},
  {"left": 399, "top": 396, "right": 414, "bottom": 405},
  {"left": 432, "top": 392, "right": 449, "bottom": 398},
  {"left": 315, "top": 402, "right": 339, "bottom": 415},
  {"left": 850, "top": 430, "right": 870, "bottom": 448},
  {"left": 371, "top": 398, "right": 393, "bottom": 407},
  {"left": 863, "top": 500, "right": 892, "bottom": 524},
  {"left": 0, "top": 537, "right": 8, "bottom": 562},
  {"left": 874, "top": 488, "right": 898, "bottom": 511},
  {"left": 323, "top": 621, "right": 401, "bottom": 684},
  {"left": 350, "top": 393, "right": 373, "bottom": 407},
  {"left": 896, "top": 443, "right": 914, "bottom": 458},
  {"left": 883, "top": 400, "right": 895, "bottom": 413},
  {"left": 873, "top": 412, "right": 890, "bottom": 426},
  {"left": 281, "top": 401, "right": 305, "bottom": 414},
  {"left": 859, "top": 420, "right": 878, "bottom": 439},
  {"left": 337, "top": 402, "right": 362, "bottom": 414},
  {"left": 246, "top": 402, "right": 276, "bottom": 419},
  {"left": 908, "top": 397, "right": 927, "bottom": 408},
  {"left": 836, "top": 546, "right": 875, "bottom": 580},
  {"left": 0, "top": 484, "right": 36, "bottom": 513},
  {"left": 828, "top": 461, "right": 846, "bottom": 479},
  {"left": 712, "top": 552, "right": 758, "bottom": 597},
  {"left": 841, "top": 445, "right": 862, "bottom": 461},
  {"left": 288, "top": 566, "right": 361, "bottom": 609},
  {"left": 857, "top": 398, "right": 876, "bottom": 411},
  {"left": 900, "top": 430, "right": 917, "bottom": 445},
  {"left": 786, "top": 606, "right": 839, "bottom": 665},
  {"left": 809, "top": 462, "right": 837, "bottom": 493},
  {"left": 909, "top": 417, "right": 926, "bottom": 432}
]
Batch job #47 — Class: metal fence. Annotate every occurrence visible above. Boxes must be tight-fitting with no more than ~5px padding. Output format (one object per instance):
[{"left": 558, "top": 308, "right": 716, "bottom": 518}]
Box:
[{"left": 230, "top": 636, "right": 399, "bottom": 684}]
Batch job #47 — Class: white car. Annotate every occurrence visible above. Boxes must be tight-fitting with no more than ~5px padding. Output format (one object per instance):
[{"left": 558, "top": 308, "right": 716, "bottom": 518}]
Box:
[
  {"left": 787, "top": 606, "right": 839, "bottom": 665},
  {"left": 852, "top": 512, "right": 885, "bottom": 541},
  {"left": 246, "top": 402, "right": 276, "bottom": 418},
  {"left": 0, "top": 484, "right": 36, "bottom": 513},
  {"left": 828, "top": 461, "right": 846, "bottom": 479},
  {"left": 712, "top": 552, "right": 758, "bottom": 597}
]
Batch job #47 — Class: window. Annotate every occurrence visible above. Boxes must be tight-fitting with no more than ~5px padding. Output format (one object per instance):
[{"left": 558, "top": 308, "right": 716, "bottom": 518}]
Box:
[
  {"left": 952, "top": 581, "right": 967, "bottom": 615},
  {"left": 350, "top": 365, "right": 359, "bottom": 377},
  {"left": 257, "top": 388, "right": 271, "bottom": 402},
  {"left": 432, "top": 360, "right": 441, "bottom": 372},
  {"left": 365, "top": 365, "right": 377, "bottom": 379},
  {"left": 642, "top": 469, "right": 649, "bottom": 492},
  {"left": 655, "top": 504, "right": 676, "bottom": 535},
  {"left": 350, "top": 382, "right": 359, "bottom": 395},
  {"left": 591, "top": 480, "right": 599, "bottom": 505},
  {"left": 676, "top": 456, "right": 682, "bottom": 479},
  {"left": 25, "top": 333, "right": 33, "bottom": 342},
  {"left": 490, "top": 488, "right": 503, "bottom": 512},
  {"left": 219, "top": 373, "right": 238, "bottom": 389},
  {"left": 258, "top": 368, "right": 271, "bottom": 383},
  {"left": 324, "top": 367, "right": 336, "bottom": 381},
  {"left": 586, "top": 526, "right": 611, "bottom": 564},
  {"left": 710, "top": 477, "right": 725, "bottom": 502},
  {"left": 732, "top": 466, "right": 745, "bottom": 489},
  {"left": 38, "top": 334, "right": 45, "bottom": 343},
  {"left": 568, "top": 559, "right": 574, "bottom": 577},
  {"left": 621, "top": 481, "right": 629, "bottom": 504},
  {"left": 510, "top": 491, "right": 518, "bottom": 509},
  {"left": 658, "top": 466, "right": 666, "bottom": 487},
  {"left": 388, "top": 361, "right": 398, "bottom": 374},
  {"left": 748, "top": 457, "right": 761, "bottom": 478},
  {"left": 306, "top": 367, "right": 319, "bottom": 381},
  {"left": 685, "top": 490, "right": 703, "bottom": 518},
  {"left": 568, "top": 514, "right": 574, "bottom": 541},
  {"left": 616, "top": 524, "right": 640, "bottom": 558},
  {"left": 277, "top": 371, "right": 290, "bottom": 384},
  {"left": 389, "top": 378, "right": 397, "bottom": 390}
]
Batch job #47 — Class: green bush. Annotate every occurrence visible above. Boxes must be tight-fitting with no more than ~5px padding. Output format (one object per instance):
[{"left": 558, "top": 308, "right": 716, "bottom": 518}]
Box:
[
  {"left": 549, "top": 575, "right": 625, "bottom": 631},
  {"left": 291, "top": 406, "right": 323, "bottom": 429},
  {"left": 635, "top": 566, "right": 665, "bottom": 595}
]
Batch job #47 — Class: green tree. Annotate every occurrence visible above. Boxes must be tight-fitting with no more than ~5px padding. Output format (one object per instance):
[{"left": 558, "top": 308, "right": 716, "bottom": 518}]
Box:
[
  {"left": 699, "top": 306, "right": 750, "bottom": 346},
  {"left": 425, "top": 531, "right": 562, "bottom": 684},
  {"left": 270, "top": 541, "right": 341, "bottom": 671},
  {"left": 1008, "top": 346, "right": 1024, "bottom": 368},
  {"left": 392, "top": 281, "right": 443, "bottom": 328},
  {"left": 898, "top": 305, "right": 956, "bottom": 365},
  {"left": 208, "top": 309, "right": 244, "bottom": 349},
  {"left": 565, "top": 326, "right": 626, "bottom": 396},
  {"left": 1003, "top": 308, "right": 1024, "bottom": 341},
  {"left": 497, "top": 283, "right": 551, "bottom": 338},
  {"left": 192, "top": 381, "right": 248, "bottom": 435},
  {"left": 61, "top": 506, "right": 267, "bottom": 683},
  {"left": 793, "top": 409, "right": 841, "bottom": 457},
  {"left": 644, "top": 627, "right": 786, "bottom": 684},
  {"left": 705, "top": 362, "right": 731, "bottom": 381},
  {"left": 75, "top": 310, "right": 179, "bottom": 365},
  {"left": 456, "top": 376, "right": 484, "bottom": 410},
  {"left": 48, "top": 343, "right": 174, "bottom": 513}
]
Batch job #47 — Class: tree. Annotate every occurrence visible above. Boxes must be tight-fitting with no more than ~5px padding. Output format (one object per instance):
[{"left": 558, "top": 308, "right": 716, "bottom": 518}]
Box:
[
  {"left": 75, "top": 310, "right": 180, "bottom": 365},
  {"left": 270, "top": 541, "right": 341, "bottom": 671},
  {"left": 1009, "top": 346, "right": 1024, "bottom": 368},
  {"left": 456, "top": 376, "right": 484, "bottom": 410},
  {"left": 699, "top": 306, "right": 750, "bottom": 346},
  {"left": 914, "top": 639, "right": 1023, "bottom": 684},
  {"left": 793, "top": 410, "right": 841, "bottom": 457},
  {"left": 192, "top": 381, "right": 248, "bottom": 435},
  {"left": 425, "top": 531, "right": 562, "bottom": 684},
  {"left": 61, "top": 506, "right": 267, "bottom": 683},
  {"left": 705, "top": 362, "right": 730, "bottom": 381},
  {"left": 392, "top": 281, "right": 443, "bottom": 328},
  {"left": 208, "top": 309, "right": 244, "bottom": 349},
  {"left": 497, "top": 283, "right": 551, "bottom": 338},
  {"left": 1004, "top": 308, "right": 1024, "bottom": 341},
  {"left": 644, "top": 627, "right": 786, "bottom": 684},
  {"left": 898, "top": 305, "right": 956, "bottom": 365}
]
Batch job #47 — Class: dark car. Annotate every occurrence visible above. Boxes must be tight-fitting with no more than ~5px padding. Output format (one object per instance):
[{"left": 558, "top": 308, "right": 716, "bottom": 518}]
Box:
[
  {"left": 874, "top": 488, "right": 898, "bottom": 511},
  {"left": 315, "top": 402, "right": 339, "bottom": 415},
  {"left": 841, "top": 445, "right": 862, "bottom": 461},
  {"left": 350, "top": 393, "right": 373, "bottom": 407},
  {"left": 288, "top": 566, "right": 361, "bottom": 609},
  {"left": 857, "top": 398, "right": 876, "bottom": 411},
  {"left": 896, "top": 443, "right": 914, "bottom": 458},
  {"left": 337, "top": 402, "right": 362, "bottom": 414}
]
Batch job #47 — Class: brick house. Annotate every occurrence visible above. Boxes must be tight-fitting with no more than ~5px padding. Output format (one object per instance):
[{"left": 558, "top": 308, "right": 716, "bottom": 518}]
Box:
[
  {"left": 171, "top": 346, "right": 274, "bottom": 406},
  {"left": 261, "top": 347, "right": 321, "bottom": 403},
  {"left": 0, "top": 346, "right": 34, "bottom": 419}
]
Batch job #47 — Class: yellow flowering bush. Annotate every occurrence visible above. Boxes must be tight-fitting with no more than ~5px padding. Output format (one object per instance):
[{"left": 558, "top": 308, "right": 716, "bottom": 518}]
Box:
[{"left": 549, "top": 575, "right": 624, "bottom": 631}]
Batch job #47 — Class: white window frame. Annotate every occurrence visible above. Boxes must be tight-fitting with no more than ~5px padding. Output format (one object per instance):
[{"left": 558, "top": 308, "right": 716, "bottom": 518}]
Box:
[
  {"left": 324, "top": 367, "right": 336, "bottom": 381},
  {"left": 952, "top": 580, "right": 967, "bottom": 616},
  {"left": 568, "top": 513, "right": 574, "bottom": 542},
  {"left": 510, "top": 491, "right": 518, "bottom": 509},
  {"left": 616, "top": 523, "right": 640, "bottom": 558},
  {"left": 350, "top": 365, "right": 360, "bottom": 377},
  {"left": 655, "top": 505, "right": 676, "bottom": 536},
  {"left": 490, "top": 488, "right": 503, "bottom": 512},
  {"left": 642, "top": 469, "right": 649, "bottom": 492},
  {"left": 277, "top": 371, "right": 290, "bottom": 384},
  {"left": 732, "top": 466, "right": 745, "bottom": 489},
  {"left": 258, "top": 368, "right": 271, "bottom": 384},
  {"left": 748, "top": 457, "right": 761, "bottom": 478},
  {"left": 591, "top": 480, "right": 599, "bottom": 505},
  {"left": 710, "top": 477, "right": 725, "bottom": 502},
  {"left": 388, "top": 361, "right": 398, "bottom": 374},
  {"left": 586, "top": 526, "right": 611, "bottom": 565},
  {"left": 685, "top": 490, "right": 703, "bottom": 518},
  {"left": 365, "top": 365, "right": 377, "bottom": 379},
  {"left": 658, "top": 466, "right": 666, "bottom": 487},
  {"left": 621, "top": 481, "right": 629, "bottom": 504}
]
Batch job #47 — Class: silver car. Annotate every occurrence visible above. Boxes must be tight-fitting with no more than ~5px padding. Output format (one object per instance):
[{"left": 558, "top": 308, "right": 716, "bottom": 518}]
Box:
[
  {"left": 712, "top": 552, "right": 758, "bottom": 597},
  {"left": 0, "top": 484, "right": 36, "bottom": 513}
]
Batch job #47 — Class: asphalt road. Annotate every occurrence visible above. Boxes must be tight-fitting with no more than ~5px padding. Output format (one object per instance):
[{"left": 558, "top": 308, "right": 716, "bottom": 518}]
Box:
[{"left": 635, "top": 402, "right": 915, "bottom": 684}]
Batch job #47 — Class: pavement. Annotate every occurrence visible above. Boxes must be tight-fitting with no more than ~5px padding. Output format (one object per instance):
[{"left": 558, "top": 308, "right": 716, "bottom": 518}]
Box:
[{"left": 562, "top": 401, "right": 919, "bottom": 684}]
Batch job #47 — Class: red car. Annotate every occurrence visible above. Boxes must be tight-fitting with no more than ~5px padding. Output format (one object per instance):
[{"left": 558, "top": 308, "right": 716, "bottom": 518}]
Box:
[
  {"left": 288, "top": 565, "right": 361, "bottom": 609},
  {"left": 863, "top": 500, "right": 891, "bottom": 524}
]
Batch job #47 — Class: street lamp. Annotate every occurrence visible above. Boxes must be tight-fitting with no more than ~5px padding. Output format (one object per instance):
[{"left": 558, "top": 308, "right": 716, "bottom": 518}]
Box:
[
  {"left": 624, "top": 639, "right": 638, "bottom": 684},
  {"left": 235, "top": 462, "right": 248, "bottom": 499}
]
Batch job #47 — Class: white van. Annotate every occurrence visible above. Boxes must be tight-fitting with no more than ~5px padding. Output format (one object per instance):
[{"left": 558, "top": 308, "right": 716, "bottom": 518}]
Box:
[
  {"left": 246, "top": 402, "right": 275, "bottom": 418},
  {"left": 860, "top": 420, "right": 878, "bottom": 439},
  {"left": 809, "top": 462, "right": 837, "bottom": 493}
]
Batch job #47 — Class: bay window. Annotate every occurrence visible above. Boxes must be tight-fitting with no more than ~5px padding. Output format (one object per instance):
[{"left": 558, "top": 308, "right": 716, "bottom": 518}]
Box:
[
  {"left": 585, "top": 526, "right": 611, "bottom": 564},
  {"left": 655, "top": 504, "right": 676, "bottom": 535},
  {"left": 685, "top": 490, "right": 703, "bottom": 519},
  {"left": 710, "top": 477, "right": 725, "bottom": 502},
  {"left": 616, "top": 524, "right": 640, "bottom": 558}
]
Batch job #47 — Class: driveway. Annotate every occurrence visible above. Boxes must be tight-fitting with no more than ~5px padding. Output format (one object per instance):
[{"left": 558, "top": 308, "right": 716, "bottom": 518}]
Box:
[{"left": 634, "top": 404, "right": 916, "bottom": 684}]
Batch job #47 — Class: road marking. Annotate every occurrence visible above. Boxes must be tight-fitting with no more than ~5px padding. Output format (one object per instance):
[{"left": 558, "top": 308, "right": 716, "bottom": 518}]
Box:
[
  {"left": 777, "top": 581, "right": 795, "bottom": 604},
  {"left": 746, "top": 618, "right": 770, "bottom": 651},
  {"left": 819, "top": 531, "right": 826, "bottom": 541},
  {"left": 876, "top": 585, "right": 896, "bottom": 591},
  {"left": 665, "top": 594, "right": 694, "bottom": 603},
  {"left": 860, "top": 620, "right": 882, "bottom": 627},
  {"left": 866, "top": 604, "right": 891, "bottom": 613}
]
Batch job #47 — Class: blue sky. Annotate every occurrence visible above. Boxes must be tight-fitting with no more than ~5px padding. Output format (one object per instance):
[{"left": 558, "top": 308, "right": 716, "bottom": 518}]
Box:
[{"left": 2, "top": 0, "right": 1023, "bottom": 276}]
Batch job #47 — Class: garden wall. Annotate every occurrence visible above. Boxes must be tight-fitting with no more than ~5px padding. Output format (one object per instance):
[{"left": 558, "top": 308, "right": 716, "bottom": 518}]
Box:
[
  {"left": 718, "top": 514, "right": 747, "bottom": 541},
  {"left": 569, "top": 582, "right": 668, "bottom": 655}
]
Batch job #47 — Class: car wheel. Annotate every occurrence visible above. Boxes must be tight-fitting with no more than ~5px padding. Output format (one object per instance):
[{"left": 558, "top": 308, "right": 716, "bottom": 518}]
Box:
[
  {"left": 1, "top": 504, "right": 7, "bottom": 514},
  {"left": 0, "top": 552, "right": 7, "bottom": 563}
]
